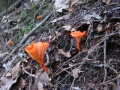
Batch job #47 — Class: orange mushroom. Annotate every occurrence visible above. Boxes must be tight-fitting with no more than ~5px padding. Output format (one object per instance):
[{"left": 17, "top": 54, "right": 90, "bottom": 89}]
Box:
[
  {"left": 70, "top": 31, "right": 86, "bottom": 51},
  {"left": 36, "top": 15, "right": 42, "bottom": 20},
  {"left": 25, "top": 42, "right": 49, "bottom": 72},
  {"left": 8, "top": 40, "right": 14, "bottom": 46}
]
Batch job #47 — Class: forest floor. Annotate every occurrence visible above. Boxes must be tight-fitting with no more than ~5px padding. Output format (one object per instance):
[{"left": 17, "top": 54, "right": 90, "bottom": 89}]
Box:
[{"left": 0, "top": 0, "right": 120, "bottom": 90}]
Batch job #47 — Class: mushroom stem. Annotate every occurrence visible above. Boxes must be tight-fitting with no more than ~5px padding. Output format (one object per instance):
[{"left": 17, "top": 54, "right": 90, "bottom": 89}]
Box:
[
  {"left": 76, "top": 38, "right": 81, "bottom": 51},
  {"left": 70, "top": 31, "right": 86, "bottom": 51},
  {"left": 40, "top": 62, "right": 48, "bottom": 72}
]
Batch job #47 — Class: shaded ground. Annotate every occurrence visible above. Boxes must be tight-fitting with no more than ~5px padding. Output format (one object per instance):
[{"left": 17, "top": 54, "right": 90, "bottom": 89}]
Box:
[{"left": 0, "top": 0, "right": 120, "bottom": 90}]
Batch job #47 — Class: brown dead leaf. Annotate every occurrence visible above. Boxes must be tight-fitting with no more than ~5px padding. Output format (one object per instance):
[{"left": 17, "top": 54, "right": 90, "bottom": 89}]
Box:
[
  {"left": 11, "top": 62, "right": 21, "bottom": 79},
  {"left": 69, "top": 7, "right": 75, "bottom": 13},
  {"left": 70, "top": 0, "right": 79, "bottom": 7},
  {"left": 115, "top": 22, "right": 120, "bottom": 30},
  {"left": 105, "top": 24, "right": 111, "bottom": 34},
  {"left": 97, "top": 24, "right": 103, "bottom": 32},
  {"left": 58, "top": 49, "right": 71, "bottom": 57},
  {"left": 10, "top": 77, "right": 26, "bottom": 90},
  {"left": 51, "top": 14, "right": 71, "bottom": 23},
  {"left": 102, "top": 0, "right": 111, "bottom": 4},
  {"left": 0, "top": 73, "right": 21, "bottom": 90},
  {"left": 39, "top": 71, "right": 51, "bottom": 85},
  {"left": 38, "top": 81, "right": 44, "bottom": 90},
  {"left": 18, "top": 77, "right": 26, "bottom": 89},
  {"left": 0, "top": 77, "right": 14, "bottom": 90},
  {"left": 72, "top": 68, "right": 79, "bottom": 78},
  {"left": 6, "top": 72, "right": 12, "bottom": 77}
]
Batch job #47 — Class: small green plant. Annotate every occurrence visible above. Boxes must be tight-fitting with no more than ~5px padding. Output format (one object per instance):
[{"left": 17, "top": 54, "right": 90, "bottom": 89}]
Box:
[
  {"left": 22, "top": 23, "right": 34, "bottom": 35},
  {"left": 17, "top": 23, "right": 34, "bottom": 43},
  {"left": 18, "top": 10, "right": 27, "bottom": 19},
  {"left": 31, "top": 4, "right": 38, "bottom": 9}
]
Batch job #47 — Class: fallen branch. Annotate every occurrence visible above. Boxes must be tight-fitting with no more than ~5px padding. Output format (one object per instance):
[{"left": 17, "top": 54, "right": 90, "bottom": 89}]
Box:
[
  {"left": 20, "top": 11, "right": 53, "bottom": 44},
  {"left": 0, "top": 0, "right": 23, "bottom": 18}
]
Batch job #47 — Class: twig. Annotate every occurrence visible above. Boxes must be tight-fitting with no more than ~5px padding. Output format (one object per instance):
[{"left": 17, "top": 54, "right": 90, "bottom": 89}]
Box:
[
  {"left": 53, "top": 63, "right": 82, "bottom": 78},
  {"left": 70, "top": 78, "right": 76, "bottom": 90},
  {"left": 86, "top": 30, "right": 119, "bottom": 58},
  {"left": 99, "top": 76, "right": 120, "bottom": 86},
  {"left": 103, "top": 31, "right": 107, "bottom": 82},
  {"left": 20, "top": 11, "right": 53, "bottom": 44},
  {"left": 2, "top": 45, "right": 20, "bottom": 63},
  {"left": 21, "top": 64, "right": 36, "bottom": 78},
  {"left": 107, "top": 65, "right": 118, "bottom": 75},
  {"left": 116, "top": 79, "right": 120, "bottom": 90},
  {"left": 53, "top": 51, "right": 87, "bottom": 77},
  {"left": 45, "top": 52, "right": 49, "bottom": 65}
]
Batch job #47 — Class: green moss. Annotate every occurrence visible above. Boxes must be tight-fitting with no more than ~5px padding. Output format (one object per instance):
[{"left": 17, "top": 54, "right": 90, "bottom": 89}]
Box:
[
  {"left": 31, "top": 4, "right": 38, "bottom": 9},
  {"left": 18, "top": 10, "right": 27, "bottom": 19},
  {"left": 17, "top": 23, "right": 35, "bottom": 43}
]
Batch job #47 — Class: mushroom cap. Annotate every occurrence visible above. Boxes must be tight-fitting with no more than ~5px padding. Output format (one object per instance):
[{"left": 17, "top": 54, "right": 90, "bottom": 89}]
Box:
[
  {"left": 37, "top": 15, "right": 42, "bottom": 20},
  {"left": 8, "top": 40, "right": 14, "bottom": 46},
  {"left": 70, "top": 31, "right": 86, "bottom": 39},
  {"left": 25, "top": 42, "right": 49, "bottom": 63}
]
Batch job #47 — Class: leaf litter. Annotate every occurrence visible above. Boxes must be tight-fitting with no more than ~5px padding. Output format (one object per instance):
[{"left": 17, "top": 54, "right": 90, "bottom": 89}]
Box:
[{"left": 0, "top": 0, "right": 120, "bottom": 90}]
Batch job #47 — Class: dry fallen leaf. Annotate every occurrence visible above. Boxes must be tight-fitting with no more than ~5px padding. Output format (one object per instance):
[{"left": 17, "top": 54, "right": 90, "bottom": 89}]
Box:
[
  {"left": 69, "top": 7, "right": 75, "bottom": 13},
  {"left": 72, "top": 68, "right": 79, "bottom": 78},
  {"left": 5, "top": 72, "right": 12, "bottom": 77},
  {"left": 69, "top": 63, "right": 74, "bottom": 67},
  {"left": 72, "top": 87, "right": 81, "bottom": 90},
  {"left": 51, "top": 17, "right": 63, "bottom": 22},
  {"left": 70, "top": 0, "right": 79, "bottom": 7},
  {"left": 58, "top": 49, "right": 71, "bottom": 57},
  {"left": 70, "top": 28, "right": 77, "bottom": 31},
  {"left": 62, "top": 25, "right": 72, "bottom": 31},
  {"left": 102, "top": 0, "right": 111, "bottom": 4},
  {"left": 18, "top": 77, "right": 26, "bottom": 89},
  {"left": 115, "top": 22, "right": 120, "bottom": 30},
  {"left": 51, "top": 14, "right": 71, "bottom": 23},
  {"left": 0, "top": 52, "right": 8, "bottom": 58},
  {"left": 97, "top": 24, "right": 103, "bottom": 32},
  {"left": 0, "top": 70, "right": 21, "bottom": 90},
  {"left": 54, "top": 0, "right": 69, "bottom": 12},
  {"left": 39, "top": 71, "right": 51, "bottom": 85},
  {"left": 0, "top": 77, "right": 14, "bottom": 90},
  {"left": 38, "top": 81, "right": 44, "bottom": 90},
  {"left": 11, "top": 62, "right": 21, "bottom": 79},
  {"left": 105, "top": 24, "right": 111, "bottom": 34}
]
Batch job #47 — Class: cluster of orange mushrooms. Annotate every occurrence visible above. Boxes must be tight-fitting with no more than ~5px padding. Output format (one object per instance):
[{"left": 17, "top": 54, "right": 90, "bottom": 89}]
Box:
[{"left": 25, "top": 31, "right": 86, "bottom": 73}]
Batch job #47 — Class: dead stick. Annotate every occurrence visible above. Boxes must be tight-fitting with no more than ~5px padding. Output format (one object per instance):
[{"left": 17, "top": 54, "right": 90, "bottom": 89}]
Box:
[
  {"left": 103, "top": 32, "right": 107, "bottom": 82},
  {"left": 20, "top": 11, "right": 53, "bottom": 44}
]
